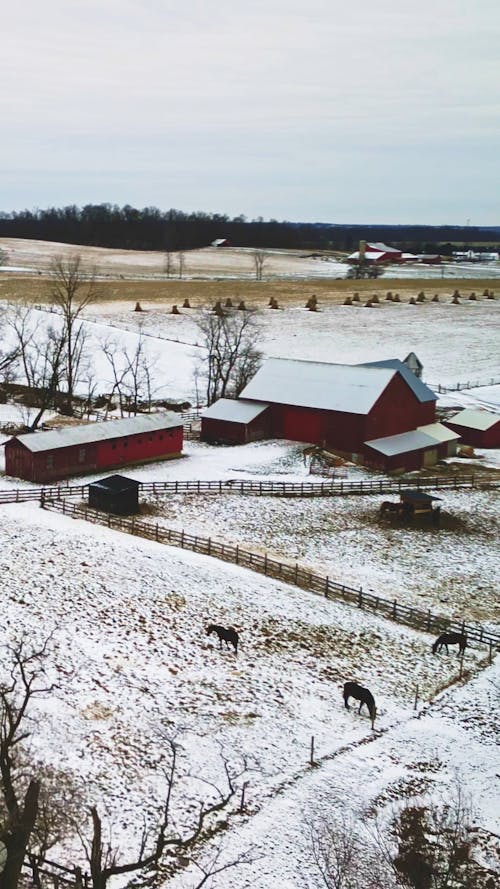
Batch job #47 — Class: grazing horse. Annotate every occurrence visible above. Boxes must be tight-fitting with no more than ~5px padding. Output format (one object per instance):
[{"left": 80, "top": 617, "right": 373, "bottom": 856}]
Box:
[
  {"left": 343, "top": 681, "right": 377, "bottom": 729},
  {"left": 207, "top": 624, "right": 239, "bottom": 654},
  {"left": 432, "top": 632, "right": 467, "bottom": 656}
]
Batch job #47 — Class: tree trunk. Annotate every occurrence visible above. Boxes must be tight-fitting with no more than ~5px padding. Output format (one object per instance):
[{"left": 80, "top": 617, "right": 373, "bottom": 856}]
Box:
[{"left": 0, "top": 779, "right": 40, "bottom": 889}]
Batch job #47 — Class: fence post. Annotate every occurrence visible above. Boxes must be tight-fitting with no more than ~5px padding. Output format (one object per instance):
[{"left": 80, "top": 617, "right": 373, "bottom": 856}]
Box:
[
  {"left": 155, "top": 524, "right": 159, "bottom": 541},
  {"left": 239, "top": 781, "right": 249, "bottom": 814},
  {"left": 392, "top": 600, "right": 397, "bottom": 619},
  {"left": 310, "top": 736, "right": 315, "bottom": 766},
  {"left": 207, "top": 538, "right": 211, "bottom": 555},
  {"left": 294, "top": 563, "right": 298, "bottom": 583},
  {"left": 413, "top": 685, "right": 419, "bottom": 711},
  {"left": 264, "top": 553, "right": 268, "bottom": 575},
  {"left": 235, "top": 545, "right": 239, "bottom": 564},
  {"left": 324, "top": 576, "right": 329, "bottom": 598},
  {"left": 358, "top": 588, "right": 363, "bottom": 608}
]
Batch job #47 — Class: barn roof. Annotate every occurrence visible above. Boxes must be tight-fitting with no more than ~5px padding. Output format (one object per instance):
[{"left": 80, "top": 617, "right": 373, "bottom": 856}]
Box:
[
  {"left": 6, "top": 412, "right": 182, "bottom": 453},
  {"left": 239, "top": 358, "right": 398, "bottom": 415},
  {"left": 360, "top": 359, "right": 436, "bottom": 403},
  {"left": 203, "top": 398, "right": 269, "bottom": 423},
  {"left": 365, "top": 429, "right": 437, "bottom": 457},
  {"left": 445, "top": 409, "right": 500, "bottom": 431},
  {"left": 89, "top": 474, "right": 140, "bottom": 492},
  {"left": 417, "top": 422, "right": 461, "bottom": 443}
]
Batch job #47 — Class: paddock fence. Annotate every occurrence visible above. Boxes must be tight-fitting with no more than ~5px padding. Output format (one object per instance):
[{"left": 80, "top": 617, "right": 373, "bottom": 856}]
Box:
[
  {"left": 42, "top": 499, "right": 500, "bottom": 650},
  {"left": 1, "top": 472, "right": 498, "bottom": 506},
  {"left": 429, "top": 376, "right": 500, "bottom": 393}
]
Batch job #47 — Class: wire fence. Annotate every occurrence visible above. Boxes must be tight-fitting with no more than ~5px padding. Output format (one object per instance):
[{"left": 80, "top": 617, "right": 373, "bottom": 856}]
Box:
[
  {"left": 1, "top": 472, "right": 497, "bottom": 505},
  {"left": 43, "top": 499, "right": 500, "bottom": 649}
]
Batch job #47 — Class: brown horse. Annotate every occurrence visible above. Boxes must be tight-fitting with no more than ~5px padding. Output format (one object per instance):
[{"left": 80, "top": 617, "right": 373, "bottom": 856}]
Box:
[
  {"left": 343, "top": 681, "right": 377, "bottom": 729},
  {"left": 207, "top": 624, "right": 239, "bottom": 654},
  {"left": 432, "top": 632, "right": 467, "bottom": 656}
]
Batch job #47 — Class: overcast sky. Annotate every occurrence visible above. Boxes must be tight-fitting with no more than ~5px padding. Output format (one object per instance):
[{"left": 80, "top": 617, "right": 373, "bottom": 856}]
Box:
[{"left": 2, "top": 0, "right": 499, "bottom": 225}]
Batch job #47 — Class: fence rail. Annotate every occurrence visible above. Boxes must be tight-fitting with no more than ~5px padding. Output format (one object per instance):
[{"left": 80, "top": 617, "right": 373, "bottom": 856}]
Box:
[
  {"left": 43, "top": 499, "right": 500, "bottom": 649},
  {"left": 429, "top": 376, "right": 500, "bottom": 393},
  {"left": 1, "top": 473, "right": 498, "bottom": 505}
]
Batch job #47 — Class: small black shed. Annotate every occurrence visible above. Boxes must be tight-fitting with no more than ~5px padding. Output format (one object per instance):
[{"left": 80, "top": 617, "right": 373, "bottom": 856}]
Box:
[{"left": 88, "top": 475, "right": 140, "bottom": 515}]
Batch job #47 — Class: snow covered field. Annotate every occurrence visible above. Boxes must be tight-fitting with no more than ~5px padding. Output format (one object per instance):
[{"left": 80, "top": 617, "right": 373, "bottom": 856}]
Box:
[{"left": 0, "top": 283, "right": 499, "bottom": 886}]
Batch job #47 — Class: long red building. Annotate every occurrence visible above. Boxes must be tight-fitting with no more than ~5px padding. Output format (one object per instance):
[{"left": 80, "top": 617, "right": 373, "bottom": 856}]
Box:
[{"left": 4, "top": 412, "right": 183, "bottom": 482}]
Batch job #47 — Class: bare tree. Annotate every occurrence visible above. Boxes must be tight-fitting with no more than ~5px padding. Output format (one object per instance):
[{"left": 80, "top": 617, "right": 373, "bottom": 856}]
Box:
[
  {"left": 164, "top": 250, "right": 175, "bottom": 278},
  {"left": 101, "top": 333, "right": 156, "bottom": 416},
  {"left": 0, "top": 307, "right": 20, "bottom": 384},
  {"left": 0, "top": 637, "right": 57, "bottom": 889},
  {"left": 253, "top": 250, "right": 267, "bottom": 281},
  {"left": 178, "top": 250, "right": 186, "bottom": 279},
  {"left": 48, "top": 254, "right": 100, "bottom": 410},
  {"left": 195, "top": 309, "right": 262, "bottom": 405},
  {"left": 76, "top": 738, "right": 249, "bottom": 889}
]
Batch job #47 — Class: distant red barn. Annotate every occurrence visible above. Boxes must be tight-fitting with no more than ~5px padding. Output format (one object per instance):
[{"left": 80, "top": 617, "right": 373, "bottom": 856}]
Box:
[
  {"left": 4, "top": 413, "right": 183, "bottom": 483},
  {"left": 444, "top": 409, "right": 500, "bottom": 448}
]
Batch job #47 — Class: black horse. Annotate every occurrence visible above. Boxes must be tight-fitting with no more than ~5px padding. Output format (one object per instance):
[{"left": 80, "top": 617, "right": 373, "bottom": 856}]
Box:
[
  {"left": 207, "top": 624, "right": 239, "bottom": 654},
  {"left": 432, "top": 632, "right": 467, "bottom": 656},
  {"left": 343, "top": 681, "right": 377, "bottom": 728}
]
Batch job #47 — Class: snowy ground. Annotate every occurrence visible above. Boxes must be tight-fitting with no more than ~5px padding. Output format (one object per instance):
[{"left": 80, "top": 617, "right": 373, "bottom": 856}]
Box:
[{"left": 0, "top": 279, "right": 499, "bottom": 886}]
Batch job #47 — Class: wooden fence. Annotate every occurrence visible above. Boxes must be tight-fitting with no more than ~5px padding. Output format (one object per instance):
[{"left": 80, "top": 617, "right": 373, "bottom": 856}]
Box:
[
  {"left": 43, "top": 499, "right": 500, "bottom": 650},
  {"left": 429, "top": 376, "right": 500, "bottom": 393},
  {"left": 22, "top": 853, "right": 90, "bottom": 888},
  {"left": 1, "top": 473, "right": 497, "bottom": 506}
]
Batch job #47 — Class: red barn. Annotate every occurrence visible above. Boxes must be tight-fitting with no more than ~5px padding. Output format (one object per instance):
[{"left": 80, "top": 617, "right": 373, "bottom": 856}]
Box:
[
  {"left": 202, "top": 358, "right": 437, "bottom": 469},
  {"left": 4, "top": 413, "right": 183, "bottom": 483},
  {"left": 444, "top": 409, "right": 500, "bottom": 448},
  {"left": 202, "top": 399, "right": 270, "bottom": 445}
]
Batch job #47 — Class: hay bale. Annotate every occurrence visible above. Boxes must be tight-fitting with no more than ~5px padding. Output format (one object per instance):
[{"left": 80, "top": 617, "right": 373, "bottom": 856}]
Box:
[
  {"left": 364, "top": 300, "right": 373, "bottom": 308},
  {"left": 134, "top": 302, "right": 143, "bottom": 312},
  {"left": 237, "top": 300, "right": 246, "bottom": 310},
  {"left": 393, "top": 293, "right": 400, "bottom": 302},
  {"left": 371, "top": 294, "right": 380, "bottom": 303},
  {"left": 182, "top": 298, "right": 191, "bottom": 309},
  {"left": 171, "top": 304, "right": 180, "bottom": 314},
  {"left": 352, "top": 293, "right": 360, "bottom": 302},
  {"left": 483, "top": 288, "right": 490, "bottom": 296},
  {"left": 487, "top": 291, "right": 495, "bottom": 299},
  {"left": 432, "top": 294, "right": 439, "bottom": 302},
  {"left": 385, "top": 292, "right": 393, "bottom": 301},
  {"left": 451, "top": 294, "right": 460, "bottom": 304},
  {"left": 417, "top": 291, "right": 426, "bottom": 302},
  {"left": 469, "top": 292, "right": 477, "bottom": 301},
  {"left": 225, "top": 298, "right": 233, "bottom": 308},
  {"left": 453, "top": 289, "right": 461, "bottom": 298},
  {"left": 409, "top": 297, "right": 417, "bottom": 305},
  {"left": 213, "top": 301, "right": 224, "bottom": 315},
  {"left": 343, "top": 297, "right": 352, "bottom": 305},
  {"left": 270, "top": 298, "right": 279, "bottom": 309}
]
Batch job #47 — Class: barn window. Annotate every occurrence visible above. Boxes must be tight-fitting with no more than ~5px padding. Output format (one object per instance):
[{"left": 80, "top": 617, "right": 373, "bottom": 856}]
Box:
[
  {"left": 111, "top": 442, "right": 117, "bottom": 450},
  {"left": 46, "top": 454, "right": 54, "bottom": 469},
  {"left": 78, "top": 448, "right": 86, "bottom": 463},
  {"left": 123, "top": 439, "right": 129, "bottom": 448},
  {"left": 149, "top": 435, "right": 153, "bottom": 442},
  {"left": 159, "top": 434, "right": 164, "bottom": 440}
]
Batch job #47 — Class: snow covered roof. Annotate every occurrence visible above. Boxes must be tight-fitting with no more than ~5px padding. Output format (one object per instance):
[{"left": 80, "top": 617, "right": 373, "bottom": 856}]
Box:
[
  {"left": 360, "top": 359, "right": 436, "bottom": 403},
  {"left": 365, "top": 429, "right": 437, "bottom": 457},
  {"left": 366, "top": 242, "right": 401, "bottom": 253},
  {"left": 347, "top": 250, "right": 386, "bottom": 262},
  {"left": 239, "top": 358, "right": 397, "bottom": 415},
  {"left": 7, "top": 412, "right": 182, "bottom": 453},
  {"left": 417, "top": 423, "right": 461, "bottom": 443},
  {"left": 446, "top": 409, "right": 500, "bottom": 431},
  {"left": 202, "top": 398, "right": 269, "bottom": 423}
]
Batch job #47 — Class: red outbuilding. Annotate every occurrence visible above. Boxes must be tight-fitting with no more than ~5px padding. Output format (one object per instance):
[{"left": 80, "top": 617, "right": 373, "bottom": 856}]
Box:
[
  {"left": 4, "top": 412, "right": 183, "bottom": 483},
  {"left": 202, "top": 399, "right": 270, "bottom": 445},
  {"left": 202, "top": 357, "right": 437, "bottom": 470},
  {"left": 443, "top": 409, "right": 500, "bottom": 448}
]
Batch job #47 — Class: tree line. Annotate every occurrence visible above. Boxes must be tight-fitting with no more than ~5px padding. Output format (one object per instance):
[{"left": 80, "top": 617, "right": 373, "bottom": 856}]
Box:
[{"left": 0, "top": 204, "right": 498, "bottom": 253}]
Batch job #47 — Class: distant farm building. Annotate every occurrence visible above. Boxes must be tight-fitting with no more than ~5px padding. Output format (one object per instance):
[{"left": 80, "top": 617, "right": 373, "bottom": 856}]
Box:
[
  {"left": 202, "top": 357, "right": 441, "bottom": 470},
  {"left": 4, "top": 413, "right": 183, "bottom": 483},
  {"left": 347, "top": 241, "right": 412, "bottom": 263},
  {"left": 443, "top": 409, "right": 500, "bottom": 448},
  {"left": 211, "top": 238, "right": 231, "bottom": 247}
]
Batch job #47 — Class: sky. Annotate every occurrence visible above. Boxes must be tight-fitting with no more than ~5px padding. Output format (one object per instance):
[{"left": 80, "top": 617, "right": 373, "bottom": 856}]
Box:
[{"left": 2, "top": 0, "right": 499, "bottom": 225}]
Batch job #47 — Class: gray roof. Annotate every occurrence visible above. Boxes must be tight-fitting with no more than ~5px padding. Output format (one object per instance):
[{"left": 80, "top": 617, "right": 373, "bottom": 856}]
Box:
[
  {"left": 365, "top": 429, "right": 437, "bottom": 457},
  {"left": 202, "top": 398, "right": 269, "bottom": 423},
  {"left": 8, "top": 412, "right": 182, "bottom": 453},
  {"left": 446, "top": 409, "right": 500, "bottom": 431},
  {"left": 239, "top": 358, "right": 397, "bottom": 415},
  {"left": 360, "top": 359, "right": 436, "bottom": 403}
]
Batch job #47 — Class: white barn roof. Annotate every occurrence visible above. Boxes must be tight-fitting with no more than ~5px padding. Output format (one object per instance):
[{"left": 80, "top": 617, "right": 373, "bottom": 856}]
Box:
[
  {"left": 365, "top": 429, "right": 437, "bottom": 457},
  {"left": 417, "top": 422, "right": 461, "bottom": 443},
  {"left": 239, "top": 358, "right": 396, "bottom": 415},
  {"left": 203, "top": 399, "right": 269, "bottom": 423},
  {"left": 446, "top": 409, "right": 500, "bottom": 431},
  {"left": 8, "top": 412, "right": 182, "bottom": 453}
]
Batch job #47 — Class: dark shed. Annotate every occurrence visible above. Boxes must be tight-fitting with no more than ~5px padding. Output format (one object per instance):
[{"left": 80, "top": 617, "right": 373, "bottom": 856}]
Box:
[{"left": 88, "top": 475, "right": 140, "bottom": 515}]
